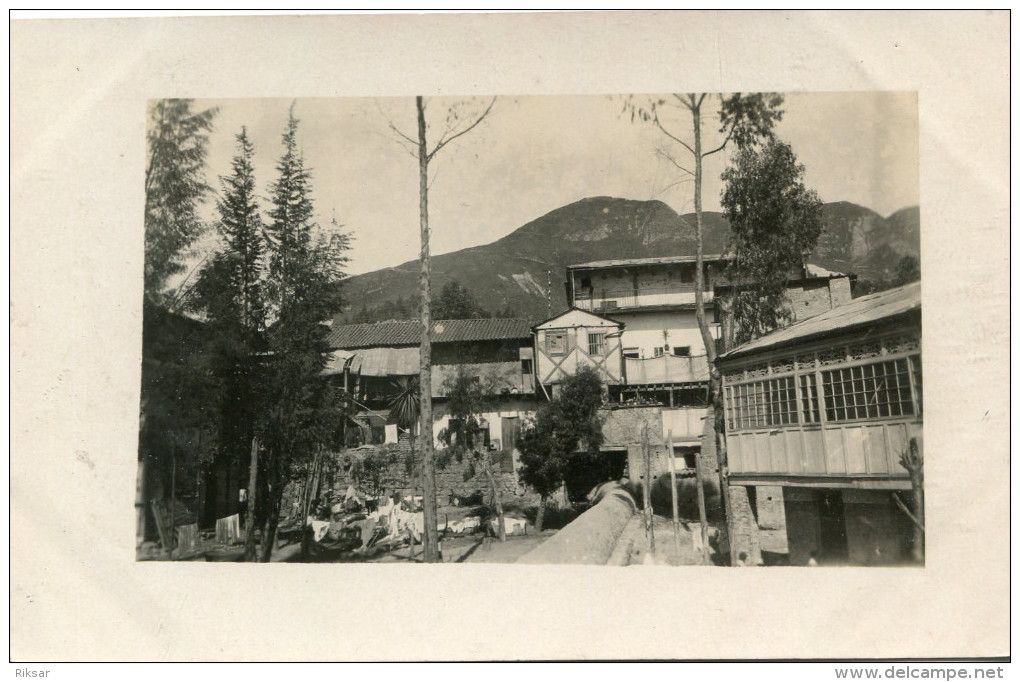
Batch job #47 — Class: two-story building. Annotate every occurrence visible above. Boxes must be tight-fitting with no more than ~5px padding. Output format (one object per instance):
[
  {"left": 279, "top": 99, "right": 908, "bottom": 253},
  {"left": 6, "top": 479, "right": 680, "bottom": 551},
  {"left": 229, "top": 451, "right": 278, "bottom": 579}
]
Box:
[
  {"left": 323, "top": 317, "right": 538, "bottom": 457},
  {"left": 716, "top": 282, "right": 922, "bottom": 566}
]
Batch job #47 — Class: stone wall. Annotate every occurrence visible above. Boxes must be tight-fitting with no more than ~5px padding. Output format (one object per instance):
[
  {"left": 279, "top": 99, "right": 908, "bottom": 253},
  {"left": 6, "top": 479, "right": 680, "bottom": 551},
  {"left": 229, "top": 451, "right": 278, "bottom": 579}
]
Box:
[
  {"left": 602, "top": 405, "right": 663, "bottom": 448},
  {"left": 516, "top": 487, "right": 638, "bottom": 565},
  {"left": 727, "top": 484, "right": 762, "bottom": 565},
  {"left": 294, "top": 445, "right": 537, "bottom": 513}
]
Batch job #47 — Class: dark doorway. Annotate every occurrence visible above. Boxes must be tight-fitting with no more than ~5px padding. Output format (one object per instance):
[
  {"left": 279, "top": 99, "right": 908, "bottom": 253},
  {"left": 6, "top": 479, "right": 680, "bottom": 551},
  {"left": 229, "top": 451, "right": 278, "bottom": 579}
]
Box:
[{"left": 818, "top": 490, "right": 849, "bottom": 564}]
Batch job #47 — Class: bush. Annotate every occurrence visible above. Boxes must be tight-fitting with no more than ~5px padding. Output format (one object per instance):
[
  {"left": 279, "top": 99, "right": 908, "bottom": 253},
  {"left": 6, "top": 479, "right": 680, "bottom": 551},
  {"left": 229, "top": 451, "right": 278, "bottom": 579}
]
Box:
[{"left": 648, "top": 474, "right": 723, "bottom": 522}]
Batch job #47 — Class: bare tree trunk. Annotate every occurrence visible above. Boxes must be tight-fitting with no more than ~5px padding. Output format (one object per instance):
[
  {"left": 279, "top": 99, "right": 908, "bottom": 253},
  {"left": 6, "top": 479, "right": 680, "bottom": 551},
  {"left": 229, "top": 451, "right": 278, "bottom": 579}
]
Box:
[
  {"left": 482, "top": 455, "right": 506, "bottom": 542},
  {"left": 666, "top": 430, "right": 681, "bottom": 565},
  {"left": 300, "top": 449, "right": 323, "bottom": 562},
  {"left": 695, "top": 441, "right": 711, "bottom": 565},
  {"left": 258, "top": 460, "right": 281, "bottom": 563},
  {"left": 642, "top": 422, "right": 654, "bottom": 558},
  {"left": 243, "top": 437, "right": 259, "bottom": 562},
  {"left": 259, "top": 491, "right": 281, "bottom": 563},
  {"left": 900, "top": 438, "right": 924, "bottom": 563},
  {"left": 689, "top": 95, "right": 733, "bottom": 548},
  {"left": 168, "top": 444, "right": 177, "bottom": 558},
  {"left": 416, "top": 95, "right": 440, "bottom": 563}
]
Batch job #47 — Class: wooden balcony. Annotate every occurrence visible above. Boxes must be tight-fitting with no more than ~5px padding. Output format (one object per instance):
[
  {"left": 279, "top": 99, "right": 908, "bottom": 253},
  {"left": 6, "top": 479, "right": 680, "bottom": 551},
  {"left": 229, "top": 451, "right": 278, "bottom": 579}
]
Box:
[
  {"left": 624, "top": 354, "right": 710, "bottom": 385},
  {"left": 574, "top": 284, "right": 713, "bottom": 312},
  {"left": 727, "top": 419, "right": 921, "bottom": 485}
]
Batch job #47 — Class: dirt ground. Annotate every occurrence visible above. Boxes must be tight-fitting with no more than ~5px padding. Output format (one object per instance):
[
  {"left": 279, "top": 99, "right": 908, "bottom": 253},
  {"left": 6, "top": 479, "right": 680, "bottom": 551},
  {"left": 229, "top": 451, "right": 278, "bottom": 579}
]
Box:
[{"left": 621, "top": 514, "right": 723, "bottom": 566}]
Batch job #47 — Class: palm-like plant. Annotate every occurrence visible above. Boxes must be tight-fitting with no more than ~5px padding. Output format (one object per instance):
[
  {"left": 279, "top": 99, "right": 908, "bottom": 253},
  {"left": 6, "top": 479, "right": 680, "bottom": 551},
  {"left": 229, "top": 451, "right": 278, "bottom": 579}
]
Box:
[{"left": 388, "top": 376, "right": 421, "bottom": 434}]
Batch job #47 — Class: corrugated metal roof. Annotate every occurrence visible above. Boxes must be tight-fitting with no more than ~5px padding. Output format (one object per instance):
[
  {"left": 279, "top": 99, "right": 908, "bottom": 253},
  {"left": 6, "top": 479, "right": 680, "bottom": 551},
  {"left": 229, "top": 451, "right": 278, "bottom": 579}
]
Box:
[
  {"left": 568, "top": 254, "right": 729, "bottom": 270},
  {"left": 326, "top": 317, "right": 535, "bottom": 349},
  {"left": 718, "top": 281, "right": 921, "bottom": 361},
  {"left": 324, "top": 347, "right": 419, "bottom": 377}
]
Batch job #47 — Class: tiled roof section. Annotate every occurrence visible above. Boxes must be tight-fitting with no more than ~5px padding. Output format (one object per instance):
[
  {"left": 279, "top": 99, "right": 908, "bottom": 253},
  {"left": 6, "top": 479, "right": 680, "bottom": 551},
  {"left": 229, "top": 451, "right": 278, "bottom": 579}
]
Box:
[
  {"left": 718, "top": 281, "right": 921, "bottom": 361},
  {"left": 568, "top": 254, "right": 729, "bottom": 270},
  {"left": 326, "top": 318, "right": 536, "bottom": 349}
]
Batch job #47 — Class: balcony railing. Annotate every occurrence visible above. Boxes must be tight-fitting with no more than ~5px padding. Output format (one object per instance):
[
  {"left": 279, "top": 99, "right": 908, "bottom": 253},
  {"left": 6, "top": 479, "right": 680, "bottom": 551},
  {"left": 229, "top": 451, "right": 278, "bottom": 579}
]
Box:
[
  {"left": 574, "top": 284, "right": 713, "bottom": 311},
  {"left": 624, "top": 354, "right": 710, "bottom": 385}
]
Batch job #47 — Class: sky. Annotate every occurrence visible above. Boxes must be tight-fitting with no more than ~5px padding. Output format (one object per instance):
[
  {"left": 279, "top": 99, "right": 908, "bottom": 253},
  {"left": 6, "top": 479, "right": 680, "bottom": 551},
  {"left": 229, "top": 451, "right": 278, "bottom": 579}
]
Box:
[{"left": 186, "top": 92, "right": 918, "bottom": 277}]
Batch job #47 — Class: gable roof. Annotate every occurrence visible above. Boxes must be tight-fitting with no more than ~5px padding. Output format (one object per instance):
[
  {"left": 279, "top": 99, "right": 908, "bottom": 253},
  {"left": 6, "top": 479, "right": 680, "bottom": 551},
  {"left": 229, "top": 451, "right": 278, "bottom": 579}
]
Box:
[
  {"left": 532, "top": 307, "right": 625, "bottom": 330},
  {"left": 326, "top": 317, "right": 535, "bottom": 350},
  {"left": 718, "top": 281, "right": 921, "bottom": 361},
  {"left": 567, "top": 254, "right": 729, "bottom": 270}
]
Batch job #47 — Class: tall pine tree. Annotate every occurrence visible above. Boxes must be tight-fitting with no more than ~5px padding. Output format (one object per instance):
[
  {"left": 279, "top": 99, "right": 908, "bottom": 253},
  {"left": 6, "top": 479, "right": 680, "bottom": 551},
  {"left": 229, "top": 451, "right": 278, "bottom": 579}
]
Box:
[
  {"left": 144, "top": 99, "right": 217, "bottom": 304},
  {"left": 257, "top": 105, "right": 348, "bottom": 561},
  {"left": 191, "top": 127, "right": 268, "bottom": 560}
]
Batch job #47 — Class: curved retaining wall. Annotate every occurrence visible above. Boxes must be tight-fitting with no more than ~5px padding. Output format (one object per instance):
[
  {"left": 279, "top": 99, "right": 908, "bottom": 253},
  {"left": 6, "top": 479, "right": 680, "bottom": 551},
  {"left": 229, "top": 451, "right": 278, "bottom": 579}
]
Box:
[{"left": 516, "top": 487, "right": 638, "bottom": 565}]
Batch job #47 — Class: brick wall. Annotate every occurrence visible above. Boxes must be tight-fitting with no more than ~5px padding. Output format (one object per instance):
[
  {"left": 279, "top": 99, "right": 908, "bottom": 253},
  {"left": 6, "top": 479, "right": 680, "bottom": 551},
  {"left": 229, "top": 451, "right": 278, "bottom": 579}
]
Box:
[{"left": 787, "top": 276, "right": 853, "bottom": 322}]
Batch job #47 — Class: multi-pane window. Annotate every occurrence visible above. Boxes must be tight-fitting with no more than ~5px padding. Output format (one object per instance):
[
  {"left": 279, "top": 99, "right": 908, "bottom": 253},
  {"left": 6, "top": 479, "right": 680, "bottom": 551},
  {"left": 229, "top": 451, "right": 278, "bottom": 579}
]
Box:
[
  {"left": 821, "top": 358, "right": 914, "bottom": 421},
  {"left": 799, "top": 373, "right": 820, "bottom": 423},
  {"left": 546, "top": 332, "right": 566, "bottom": 356},
  {"left": 724, "top": 351, "right": 921, "bottom": 432},
  {"left": 910, "top": 356, "right": 923, "bottom": 415},
  {"left": 587, "top": 332, "right": 606, "bottom": 356},
  {"left": 726, "top": 376, "right": 798, "bottom": 430}
]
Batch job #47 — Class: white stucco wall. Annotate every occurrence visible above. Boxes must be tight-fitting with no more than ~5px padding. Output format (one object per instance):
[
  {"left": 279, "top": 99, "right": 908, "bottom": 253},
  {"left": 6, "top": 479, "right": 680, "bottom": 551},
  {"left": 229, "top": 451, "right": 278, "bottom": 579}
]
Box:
[{"left": 612, "top": 310, "right": 720, "bottom": 358}]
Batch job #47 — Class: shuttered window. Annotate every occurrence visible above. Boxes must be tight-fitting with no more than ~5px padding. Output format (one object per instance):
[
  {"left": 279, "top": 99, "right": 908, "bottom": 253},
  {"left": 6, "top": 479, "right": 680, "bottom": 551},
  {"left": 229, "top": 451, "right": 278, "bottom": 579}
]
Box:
[{"left": 546, "top": 331, "right": 566, "bottom": 356}]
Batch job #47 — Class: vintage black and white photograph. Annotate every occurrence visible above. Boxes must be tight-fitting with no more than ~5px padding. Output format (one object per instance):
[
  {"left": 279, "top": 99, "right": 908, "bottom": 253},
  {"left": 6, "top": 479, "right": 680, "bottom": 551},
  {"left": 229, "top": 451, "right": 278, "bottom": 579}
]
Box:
[
  {"left": 12, "top": 11, "right": 1008, "bottom": 664},
  {"left": 137, "top": 91, "right": 924, "bottom": 568}
]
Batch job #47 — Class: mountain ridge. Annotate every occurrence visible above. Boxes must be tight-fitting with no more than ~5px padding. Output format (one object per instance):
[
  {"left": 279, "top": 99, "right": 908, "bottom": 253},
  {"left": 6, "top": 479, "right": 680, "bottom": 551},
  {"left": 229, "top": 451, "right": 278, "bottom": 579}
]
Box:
[{"left": 340, "top": 197, "right": 919, "bottom": 323}]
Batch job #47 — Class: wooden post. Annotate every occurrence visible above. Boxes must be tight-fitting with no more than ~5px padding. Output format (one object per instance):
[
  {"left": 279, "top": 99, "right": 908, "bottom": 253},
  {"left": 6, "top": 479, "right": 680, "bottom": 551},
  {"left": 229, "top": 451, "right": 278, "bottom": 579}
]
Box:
[
  {"left": 243, "top": 436, "right": 259, "bottom": 562},
  {"left": 135, "top": 459, "right": 147, "bottom": 551},
  {"left": 482, "top": 454, "right": 506, "bottom": 542},
  {"left": 695, "top": 440, "right": 710, "bottom": 565},
  {"left": 168, "top": 444, "right": 176, "bottom": 558},
  {"left": 666, "top": 429, "right": 681, "bottom": 565},
  {"left": 642, "top": 422, "right": 655, "bottom": 558},
  {"left": 416, "top": 95, "right": 440, "bottom": 563}
]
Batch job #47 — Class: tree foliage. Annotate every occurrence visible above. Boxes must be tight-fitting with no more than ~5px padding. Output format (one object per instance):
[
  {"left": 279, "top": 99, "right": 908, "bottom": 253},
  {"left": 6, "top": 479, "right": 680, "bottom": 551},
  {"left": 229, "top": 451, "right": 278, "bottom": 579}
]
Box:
[
  {"left": 721, "top": 140, "right": 824, "bottom": 344},
  {"left": 852, "top": 255, "right": 921, "bottom": 297},
  {"left": 433, "top": 280, "right": 489, "bottom": 320},
  {"left": 144, "top": 99, "right": 218, "bottom": 304},
  {"left": 256, "top": 107, "right": 350, "bottom": 559},
  {"left": 893, "top": 255, "right": 921, "bottom": 286},
  {"left": 437, "top": 366, "right": 501, "bottom": 465},
  {"left": 190, "top": 128, "right": 269, "bottom": 496},
  {"left": 187, "top": 107, "right": 351, "bottom": 560},
  {"left": 517, "top": 366, "right": 606, "bottom": 503}
]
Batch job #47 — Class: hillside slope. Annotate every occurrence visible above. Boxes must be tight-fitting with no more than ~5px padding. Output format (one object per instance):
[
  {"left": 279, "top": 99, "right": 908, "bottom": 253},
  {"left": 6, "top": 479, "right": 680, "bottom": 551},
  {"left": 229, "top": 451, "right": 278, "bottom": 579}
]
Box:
[{"left": 339, "top": 197, "right": 919, "bottom": 322}]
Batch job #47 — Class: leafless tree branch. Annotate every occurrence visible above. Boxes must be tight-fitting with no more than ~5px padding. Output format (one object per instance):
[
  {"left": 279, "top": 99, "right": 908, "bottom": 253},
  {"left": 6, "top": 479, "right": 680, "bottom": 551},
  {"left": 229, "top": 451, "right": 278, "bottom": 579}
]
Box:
[
  {"left": 702, "top": 131, "right": 733, "bottom": 158},
  {"left": 655, "top": 148, "right": 694, "bottom": 176},
  {"left": 892, "top": 492, "right": 925, "bottom": 532},
  {"left": 427, "top": 96, "right": 496, "bottom": 162},
  {"left": 653, "top": 116, "right": 696, "bottom": 157}
]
